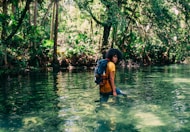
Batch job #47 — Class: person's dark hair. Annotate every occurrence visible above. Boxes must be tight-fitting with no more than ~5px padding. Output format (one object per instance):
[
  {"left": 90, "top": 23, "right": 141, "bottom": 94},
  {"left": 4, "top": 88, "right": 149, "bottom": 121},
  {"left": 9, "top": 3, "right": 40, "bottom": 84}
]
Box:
[{"left": 106, "top": 48, "right": 122, "bottom": 62}]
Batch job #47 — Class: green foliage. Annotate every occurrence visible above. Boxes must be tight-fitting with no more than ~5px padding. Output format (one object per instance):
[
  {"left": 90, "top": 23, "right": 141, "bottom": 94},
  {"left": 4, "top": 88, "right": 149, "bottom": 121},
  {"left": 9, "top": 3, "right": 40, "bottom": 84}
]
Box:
[
  {"left": 41, "top": 40, "right": 54, "bottom": 58},
  {"left": 65, "top": 33, "right": 95, "bottom": 58},
  {"left": 26, "top": 26, "right": 47, "bottom": 43},
  {"left": 41, "top": 40, "right": 53, "bottom": 48}
]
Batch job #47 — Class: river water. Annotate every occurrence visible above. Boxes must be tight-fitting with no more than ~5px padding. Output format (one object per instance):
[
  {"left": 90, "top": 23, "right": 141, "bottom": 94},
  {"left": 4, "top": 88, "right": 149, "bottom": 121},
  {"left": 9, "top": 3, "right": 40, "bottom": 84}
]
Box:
[{"left": 0, "top": 64, "right": 190, "bottom": 132}]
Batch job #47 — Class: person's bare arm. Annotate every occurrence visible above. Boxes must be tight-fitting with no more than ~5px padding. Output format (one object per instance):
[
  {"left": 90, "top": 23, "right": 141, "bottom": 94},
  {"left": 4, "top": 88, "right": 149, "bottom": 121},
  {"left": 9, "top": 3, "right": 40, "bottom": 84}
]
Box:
[{"left": 109, "top": 71, "right": 117, "bottom": 96}]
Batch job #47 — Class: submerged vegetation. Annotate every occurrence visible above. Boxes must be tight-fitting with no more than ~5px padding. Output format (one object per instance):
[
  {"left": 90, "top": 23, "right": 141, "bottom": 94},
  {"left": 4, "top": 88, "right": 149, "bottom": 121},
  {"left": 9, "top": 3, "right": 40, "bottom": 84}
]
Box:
[{"left": 0, "top": 0, "right": 190, "bottom": 75}]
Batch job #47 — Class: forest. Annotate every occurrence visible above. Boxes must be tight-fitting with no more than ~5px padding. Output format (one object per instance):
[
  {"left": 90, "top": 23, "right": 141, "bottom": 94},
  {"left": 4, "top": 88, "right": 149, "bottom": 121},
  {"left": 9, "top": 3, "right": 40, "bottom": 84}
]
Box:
[{"left": 0, "top": 0, "right": 190, "bottom": 76}]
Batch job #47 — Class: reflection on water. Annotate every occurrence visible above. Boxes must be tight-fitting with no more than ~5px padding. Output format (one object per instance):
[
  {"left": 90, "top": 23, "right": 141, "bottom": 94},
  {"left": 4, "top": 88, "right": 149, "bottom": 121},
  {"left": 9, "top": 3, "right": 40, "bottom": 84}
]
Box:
[{"left": 0, "top": 64, "right": 190, "bottom": 131}]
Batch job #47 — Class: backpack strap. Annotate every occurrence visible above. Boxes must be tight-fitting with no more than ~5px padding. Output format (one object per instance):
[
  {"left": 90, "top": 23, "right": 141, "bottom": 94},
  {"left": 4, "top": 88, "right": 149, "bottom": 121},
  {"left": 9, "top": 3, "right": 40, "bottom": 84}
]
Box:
[{"left": 97, "top": 59, "right": 109, "bottom": 74}]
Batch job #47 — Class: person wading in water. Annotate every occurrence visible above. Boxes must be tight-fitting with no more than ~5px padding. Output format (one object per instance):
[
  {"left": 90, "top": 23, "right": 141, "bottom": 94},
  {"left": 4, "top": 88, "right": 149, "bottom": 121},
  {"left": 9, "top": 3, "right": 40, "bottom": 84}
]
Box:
[{"left": 99, "top": 48, "right": 126, "bottom": 102}]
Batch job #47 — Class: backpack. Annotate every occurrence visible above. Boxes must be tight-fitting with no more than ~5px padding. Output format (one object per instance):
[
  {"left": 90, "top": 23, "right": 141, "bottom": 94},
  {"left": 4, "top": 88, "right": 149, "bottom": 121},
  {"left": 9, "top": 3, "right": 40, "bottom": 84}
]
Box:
[{"left": 94, "top": 59, "right": 109, "bottom": 84}]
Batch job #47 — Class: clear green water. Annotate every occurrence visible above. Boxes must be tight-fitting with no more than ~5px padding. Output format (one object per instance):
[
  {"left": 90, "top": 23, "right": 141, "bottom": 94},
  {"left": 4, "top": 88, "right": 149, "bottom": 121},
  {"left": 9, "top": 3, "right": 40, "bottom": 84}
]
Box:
[{"left": 0, "top": 64, "right": 190, "bottom": 132}]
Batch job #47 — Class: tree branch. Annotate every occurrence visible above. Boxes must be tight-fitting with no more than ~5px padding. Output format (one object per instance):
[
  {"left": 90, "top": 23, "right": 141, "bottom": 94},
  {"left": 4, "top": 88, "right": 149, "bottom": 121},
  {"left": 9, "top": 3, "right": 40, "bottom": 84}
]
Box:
[
  {"left": 5, "top": 0, "right": 33, "bottom": 43},
  {"left": 86, "top": 7, "right": 106, "bottom": 26}
]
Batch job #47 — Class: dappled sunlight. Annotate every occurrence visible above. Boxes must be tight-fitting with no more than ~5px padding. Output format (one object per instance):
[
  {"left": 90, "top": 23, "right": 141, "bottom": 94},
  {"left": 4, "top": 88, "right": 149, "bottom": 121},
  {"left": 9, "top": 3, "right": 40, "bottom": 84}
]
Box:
[
  {"left": 134, "top": 112, "right": 164, "bottom": 127},
  {"left": 22, "top": 117, "right": 44, "bottom": 127},
  {"left": 176, "top": 95, "right": 186, "bottom": 100},
  {"left": 173, "top": 78, "right": 190, "bottom": 83},
  {"left": 127, "top": 90, "right": 190, "bottom": 131},
  {"left": 128, "top": 104, "right": 166, "bottom": 130}
]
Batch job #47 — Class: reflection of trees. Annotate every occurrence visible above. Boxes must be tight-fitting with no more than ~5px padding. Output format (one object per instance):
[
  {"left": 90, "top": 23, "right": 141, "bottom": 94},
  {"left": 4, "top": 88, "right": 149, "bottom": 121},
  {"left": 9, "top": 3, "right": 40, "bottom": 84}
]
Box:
[
  {"left": 0, "top": 77, "right": 23, "bottom": 130},
  {"left": 0, "top": 73, "right": 60, "bottom": 131}
]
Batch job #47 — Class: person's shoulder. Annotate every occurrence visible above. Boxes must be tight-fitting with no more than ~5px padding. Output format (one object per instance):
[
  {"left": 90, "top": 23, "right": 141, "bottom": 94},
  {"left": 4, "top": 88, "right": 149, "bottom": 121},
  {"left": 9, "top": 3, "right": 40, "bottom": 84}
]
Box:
[
  {"left": 107, "top": 61, "right": 115, "bottom": 67},
  {"left": 107, "top": 61, "right": 115, "bottom": 71},
  {"left": 108, "top": 61, "right": 114, "bottom": 64}
]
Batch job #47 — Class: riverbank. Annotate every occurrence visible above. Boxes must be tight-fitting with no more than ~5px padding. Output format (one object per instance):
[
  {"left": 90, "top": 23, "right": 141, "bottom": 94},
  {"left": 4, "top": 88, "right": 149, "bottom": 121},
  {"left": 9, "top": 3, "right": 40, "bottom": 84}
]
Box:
[{"left": 1, "top": 57, "right": 190, "bottom": 79}]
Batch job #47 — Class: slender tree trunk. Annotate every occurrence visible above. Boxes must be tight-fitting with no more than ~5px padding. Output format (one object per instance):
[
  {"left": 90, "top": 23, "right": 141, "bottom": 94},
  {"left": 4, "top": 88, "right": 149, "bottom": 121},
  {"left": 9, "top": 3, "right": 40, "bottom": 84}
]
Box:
[
  {"left": 50, "top": 2, "right": 55, "bottom": 40},
  {"left": 28, "top": 2, "right": 32, "bottom": 48},
  {"left": 12, "top": 2, "right": 16, "bottom": 14},
  {"left": 111, "top": 25, "right": 117, "bottom": 48},
  {"left": 33, "top": 0, "right": 37, "bottom": 26},
  {"left": 90, "top": 19, "right": 93, "bottom": 39},
  {"left": 54, "top": 1, "right": 58, "bottom": 61},
  {"left": 53, "top": 0, "right": 60, "bottom": 71},
  {"left": 33, "top": 0, "right": 37, "bottom": 49},
  {"left": 1, "top": 0, "right": 8, "bottom": 66}
]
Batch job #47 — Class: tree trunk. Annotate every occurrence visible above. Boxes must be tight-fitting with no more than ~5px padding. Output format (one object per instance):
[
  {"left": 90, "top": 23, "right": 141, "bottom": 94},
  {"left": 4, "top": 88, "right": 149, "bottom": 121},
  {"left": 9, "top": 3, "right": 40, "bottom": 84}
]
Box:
[
  {"left": 101, "top": 1, "right": 113, "bottom": 53},
  {"left": 1, "top": 0, "right": 8, "bottom": 66},
  {"left": 33, "top": 0, "right": 37, "bottom": 26},
  {"left": 90, "top": 19, "right": 93, "bottom": 39},
  {"left": 50, "top": 2, "right": 55, "bottom": 40},
  {"left": 53, "top": 0, "right": 60, "bottom": 72},
  {"left": 102, "top": 24, "right": 111, "bottom": 51},
  {"left": 33, "top": 0, "right": 38, "bottom": 49},
  {"left": 12, "top": 2, "right": 16, "bottom": 14}
]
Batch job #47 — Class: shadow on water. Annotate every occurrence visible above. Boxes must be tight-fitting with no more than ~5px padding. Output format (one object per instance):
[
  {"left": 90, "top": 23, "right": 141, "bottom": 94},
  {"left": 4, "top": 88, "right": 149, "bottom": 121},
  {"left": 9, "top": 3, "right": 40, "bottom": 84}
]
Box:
[{"left": 0, "top": 64, "right": 190, "bottom": 131}]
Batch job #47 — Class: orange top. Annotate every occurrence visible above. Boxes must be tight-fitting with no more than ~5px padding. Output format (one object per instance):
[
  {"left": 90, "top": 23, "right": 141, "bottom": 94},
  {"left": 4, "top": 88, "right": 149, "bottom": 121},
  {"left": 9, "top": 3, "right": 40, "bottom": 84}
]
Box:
[{"left": 99, "top": 61, "right": 115, "bottom": 93}]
